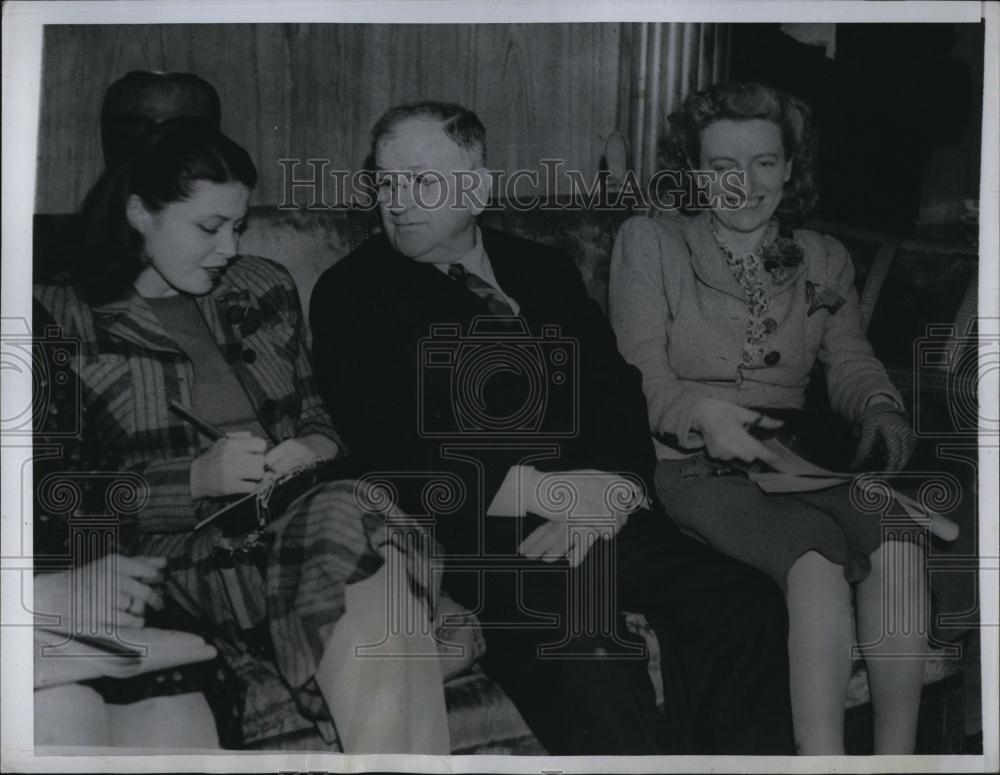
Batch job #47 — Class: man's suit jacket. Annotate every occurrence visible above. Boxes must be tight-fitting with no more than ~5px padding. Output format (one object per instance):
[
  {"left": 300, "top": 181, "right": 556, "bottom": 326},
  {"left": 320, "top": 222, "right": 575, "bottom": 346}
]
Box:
[{"left": 310, "top": 227, "right": 658, "bottom": 545}]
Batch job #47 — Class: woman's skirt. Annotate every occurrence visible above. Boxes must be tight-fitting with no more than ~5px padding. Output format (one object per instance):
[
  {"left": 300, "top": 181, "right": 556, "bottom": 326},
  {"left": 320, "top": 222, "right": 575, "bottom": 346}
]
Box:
[{"left": 654, "top": 454, "right": 924, "bottom": 592}]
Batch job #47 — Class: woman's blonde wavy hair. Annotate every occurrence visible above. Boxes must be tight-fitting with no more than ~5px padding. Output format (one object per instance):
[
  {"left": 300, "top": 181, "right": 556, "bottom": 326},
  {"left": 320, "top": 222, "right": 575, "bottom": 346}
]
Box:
[{"left": 660, "top": 81, "right": 819, "bottom": 223}]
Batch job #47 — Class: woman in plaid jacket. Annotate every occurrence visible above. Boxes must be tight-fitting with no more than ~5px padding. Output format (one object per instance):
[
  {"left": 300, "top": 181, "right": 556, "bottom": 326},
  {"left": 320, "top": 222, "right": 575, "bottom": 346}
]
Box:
[{"left": 33, "top": 118, "right": 448, "bottom": 752}]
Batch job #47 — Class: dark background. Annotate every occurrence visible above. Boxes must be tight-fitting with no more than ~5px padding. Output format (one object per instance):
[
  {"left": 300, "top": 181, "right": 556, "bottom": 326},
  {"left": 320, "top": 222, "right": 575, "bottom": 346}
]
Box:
[
  {"left": 731, "top": 23, "right": 984, "bottom": 235},
  {"left": 35, "top": 22, "right": 985, "bottom": 238}
]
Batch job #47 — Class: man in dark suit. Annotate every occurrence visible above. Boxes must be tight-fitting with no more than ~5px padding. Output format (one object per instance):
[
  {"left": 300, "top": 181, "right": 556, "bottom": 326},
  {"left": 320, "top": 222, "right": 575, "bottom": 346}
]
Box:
[{"left": 310, "top": 101, "right": 795, "bottom": 755}]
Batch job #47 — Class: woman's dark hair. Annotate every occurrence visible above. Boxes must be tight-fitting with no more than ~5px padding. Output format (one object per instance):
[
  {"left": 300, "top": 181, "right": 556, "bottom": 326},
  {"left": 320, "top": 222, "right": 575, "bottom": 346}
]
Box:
[
  {"left": 77, "top": 117, "right": 257, "bottom": 305},
  {"left": 661, "top": 81, "right": 818, "bottom": 221},
  {"left": 100, "top": 71, "right": 222, "bottom": 168}
]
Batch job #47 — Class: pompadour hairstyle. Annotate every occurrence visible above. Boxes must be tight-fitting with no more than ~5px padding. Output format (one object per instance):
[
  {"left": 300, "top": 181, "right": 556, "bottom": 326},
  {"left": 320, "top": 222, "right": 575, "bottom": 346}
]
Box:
[{"left": 77, "top": 116, "right": 257, "bottom": 305}]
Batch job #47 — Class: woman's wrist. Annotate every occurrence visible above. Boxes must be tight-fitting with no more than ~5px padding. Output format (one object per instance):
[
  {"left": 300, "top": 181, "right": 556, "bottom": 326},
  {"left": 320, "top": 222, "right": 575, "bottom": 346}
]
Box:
[
  {"left": 299, "top": 433, "right": 340, "bottom": 461},
  {"left": 862, "top": 393, "right": 906, "bottom": 419}
]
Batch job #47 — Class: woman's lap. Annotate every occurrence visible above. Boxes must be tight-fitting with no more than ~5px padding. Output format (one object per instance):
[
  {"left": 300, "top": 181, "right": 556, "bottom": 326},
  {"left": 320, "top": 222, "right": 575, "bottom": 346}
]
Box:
[
  {"left": 133, "top": 478, "right": 394, "bottom": 714},
  {"left": 654, "top": 456, "right": 887, "bottom": 590},
  {"left": 265, "top": 479, "right": 391, "bottom": 700}
]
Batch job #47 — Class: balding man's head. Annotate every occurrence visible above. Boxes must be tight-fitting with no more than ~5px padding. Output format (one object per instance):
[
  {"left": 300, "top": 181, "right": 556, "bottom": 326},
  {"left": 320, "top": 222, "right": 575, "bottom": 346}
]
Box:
[{"left": 372, "top": 101, "right": 486, "bottom": 167}]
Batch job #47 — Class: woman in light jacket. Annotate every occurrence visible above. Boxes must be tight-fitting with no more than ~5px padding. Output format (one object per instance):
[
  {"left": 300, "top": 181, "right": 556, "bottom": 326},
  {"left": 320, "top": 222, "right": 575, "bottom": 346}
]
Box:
[{"left": 609, "top": 81, "right": 926, "bottom": 754}]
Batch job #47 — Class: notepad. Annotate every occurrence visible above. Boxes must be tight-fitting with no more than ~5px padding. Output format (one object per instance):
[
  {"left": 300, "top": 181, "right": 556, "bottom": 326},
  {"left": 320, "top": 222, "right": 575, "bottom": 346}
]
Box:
[{"left": 34, "top": 627, "right": 217, "bottom": 689}]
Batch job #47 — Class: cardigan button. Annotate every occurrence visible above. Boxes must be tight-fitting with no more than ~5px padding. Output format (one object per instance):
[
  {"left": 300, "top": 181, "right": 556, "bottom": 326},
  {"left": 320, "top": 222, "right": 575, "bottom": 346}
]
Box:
[
  {"left": 762, "top": 317, "right": 778, "bottom": 333},
  {"left": 764, "top": 350, "right": 782, "bottom": 366},
  {"left": 242, "top": 348, "right": 257, "bottom": 364}
]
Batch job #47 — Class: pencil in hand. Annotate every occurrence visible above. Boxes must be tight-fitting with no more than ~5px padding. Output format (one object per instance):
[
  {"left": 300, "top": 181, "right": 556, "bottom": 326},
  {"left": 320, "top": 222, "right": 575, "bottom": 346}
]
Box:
[{"left": 168, "top": 400, "right": 225, "bottom": 441}]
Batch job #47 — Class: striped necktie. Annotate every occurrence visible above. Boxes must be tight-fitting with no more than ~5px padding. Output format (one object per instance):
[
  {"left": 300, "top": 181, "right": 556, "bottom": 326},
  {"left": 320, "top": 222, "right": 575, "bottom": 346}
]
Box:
[{"left": 447, "top": 262, "right": 515, "bottom": 316}]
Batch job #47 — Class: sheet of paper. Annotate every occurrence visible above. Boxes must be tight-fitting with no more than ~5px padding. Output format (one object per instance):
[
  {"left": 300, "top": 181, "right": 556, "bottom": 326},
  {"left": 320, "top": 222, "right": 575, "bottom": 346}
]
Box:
[
  {"left": 750, "top": 473, "right": 851, "bottom": 493},
  {"left": 748, "top": 441, "right": 959, "bottom": 542},
  {"left": 746, "top": 439, "right": 853, "bottom": 492},
  {"left": 34, "top": 628, "right": 217, "bottom": 689}
]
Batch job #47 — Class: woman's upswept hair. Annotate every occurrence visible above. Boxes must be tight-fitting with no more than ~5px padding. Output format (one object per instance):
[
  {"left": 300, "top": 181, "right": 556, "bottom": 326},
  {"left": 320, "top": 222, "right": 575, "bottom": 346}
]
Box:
[
  {"left": 661, "top": 81, "right": 818, "bottom": 221},
  {"left": 76, "top": 117, "right": 257, "bottom": 305}
]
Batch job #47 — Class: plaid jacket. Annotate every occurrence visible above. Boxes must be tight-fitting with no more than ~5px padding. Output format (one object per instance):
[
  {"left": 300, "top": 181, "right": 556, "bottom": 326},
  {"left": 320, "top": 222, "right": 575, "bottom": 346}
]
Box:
[
  {"left": 34, "top": 257, "right": 445, "bottom": 748},
  {"left": 34, "top": 255, "right": 345, "bottom": 535}
]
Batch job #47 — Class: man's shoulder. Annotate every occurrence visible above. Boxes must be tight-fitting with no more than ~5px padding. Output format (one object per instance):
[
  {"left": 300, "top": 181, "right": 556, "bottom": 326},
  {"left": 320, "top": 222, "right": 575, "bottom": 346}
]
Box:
[
  {"left": 481, "top": 225, "right": 564, "bottom": 256},
  {"left": 314, "top": 233, "right": 393, "bottom": 296},
  {"left": 480, "top": 226, "right": 575, "bottom": 276}
]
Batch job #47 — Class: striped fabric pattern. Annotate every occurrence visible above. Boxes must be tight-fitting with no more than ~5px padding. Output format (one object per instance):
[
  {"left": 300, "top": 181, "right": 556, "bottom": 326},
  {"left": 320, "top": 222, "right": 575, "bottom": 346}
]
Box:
[
  {"left": 34, "top": 255, "right": 345, "bottom": 534},
  {"left": 136, "top": 478, "right": 419, "bottom": 734},
  {"left": 33, "top": 255, "right": 409, "bottom": 744}
]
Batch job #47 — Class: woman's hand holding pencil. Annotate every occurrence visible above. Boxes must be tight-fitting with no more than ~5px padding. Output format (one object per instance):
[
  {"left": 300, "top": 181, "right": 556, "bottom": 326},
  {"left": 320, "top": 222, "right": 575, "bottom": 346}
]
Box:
[
  {"left": 170, "top": 401, "right": 270, "bottom": 498},
  {"left": 189, "top": 433, "right": 268, "bottom": 498}
]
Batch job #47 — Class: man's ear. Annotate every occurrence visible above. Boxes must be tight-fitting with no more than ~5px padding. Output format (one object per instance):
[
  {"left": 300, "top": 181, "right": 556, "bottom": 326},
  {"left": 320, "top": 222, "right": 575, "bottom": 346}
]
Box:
[
  {"left": 125, "top": 194, "right": 153, "bottom": 235},
  {"left": 469, "top": 167, "right": 493, "bottom": 217}
]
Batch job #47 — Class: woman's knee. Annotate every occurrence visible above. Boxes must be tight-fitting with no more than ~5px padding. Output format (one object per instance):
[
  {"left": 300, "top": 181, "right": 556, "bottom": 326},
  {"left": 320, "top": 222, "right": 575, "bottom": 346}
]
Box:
[
  {"left": 864, "top": 540, "right": 927, "bottom": 598},
  {"left": 862, "top": 540, "right": 928, "bottom": 623},
  {"left": 35, "top": 684, "right": 110, "bottom": 746},
  {"left": 788, "top": 552, "right": 850, "bottom": 598},
  {"left": 274, "top": 479, "right": 375, "bottom": 542},
  {"left": 869, "top": 538, "right": 926, "bottom": 568}
]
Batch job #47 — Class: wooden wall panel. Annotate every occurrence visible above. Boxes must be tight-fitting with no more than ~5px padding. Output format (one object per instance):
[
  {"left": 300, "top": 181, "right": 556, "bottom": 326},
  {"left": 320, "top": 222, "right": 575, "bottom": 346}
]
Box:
[{"left": 36, "top": 23, "right": 623, "bottom": 212}]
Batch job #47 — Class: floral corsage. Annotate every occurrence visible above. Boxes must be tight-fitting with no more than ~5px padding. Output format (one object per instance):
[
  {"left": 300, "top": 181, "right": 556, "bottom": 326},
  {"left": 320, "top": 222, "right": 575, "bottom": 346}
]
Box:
[{"left": 759, "top": 223, "right": 805, "bottom": 285}]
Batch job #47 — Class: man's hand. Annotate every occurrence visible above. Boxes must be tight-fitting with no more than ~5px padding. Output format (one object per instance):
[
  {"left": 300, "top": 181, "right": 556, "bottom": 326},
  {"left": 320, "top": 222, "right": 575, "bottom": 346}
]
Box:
[
  {"left": 518, "top": 468, "right": 646, "bottom": 567},
  {"left": 190, "top": 433, "right": 267, "bottom": 498},
  {"left": 691, "top": 397, "right": 783, "bottom": 465}
]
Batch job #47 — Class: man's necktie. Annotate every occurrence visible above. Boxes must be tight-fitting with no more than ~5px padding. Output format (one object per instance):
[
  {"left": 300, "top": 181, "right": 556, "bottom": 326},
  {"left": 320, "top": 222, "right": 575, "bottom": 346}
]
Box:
[{"left": 447, "top": 262, "right": 515, "bottom": 316}]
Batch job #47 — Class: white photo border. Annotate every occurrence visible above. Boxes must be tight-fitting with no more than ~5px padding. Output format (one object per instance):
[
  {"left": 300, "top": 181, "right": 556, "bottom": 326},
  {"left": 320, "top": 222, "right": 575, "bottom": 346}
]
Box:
[{"left": 3, "top": 1, "right": 996, "bottom": 772}]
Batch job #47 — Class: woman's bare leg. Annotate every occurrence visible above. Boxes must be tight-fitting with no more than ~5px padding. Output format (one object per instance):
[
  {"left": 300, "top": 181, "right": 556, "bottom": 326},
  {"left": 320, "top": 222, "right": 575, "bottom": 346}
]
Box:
[
  {"left": 786, "top": 551, "right": 854, "bottom": 754},
  {"left": 856, "top": 539, "right": 928, "bottom": 754}
]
